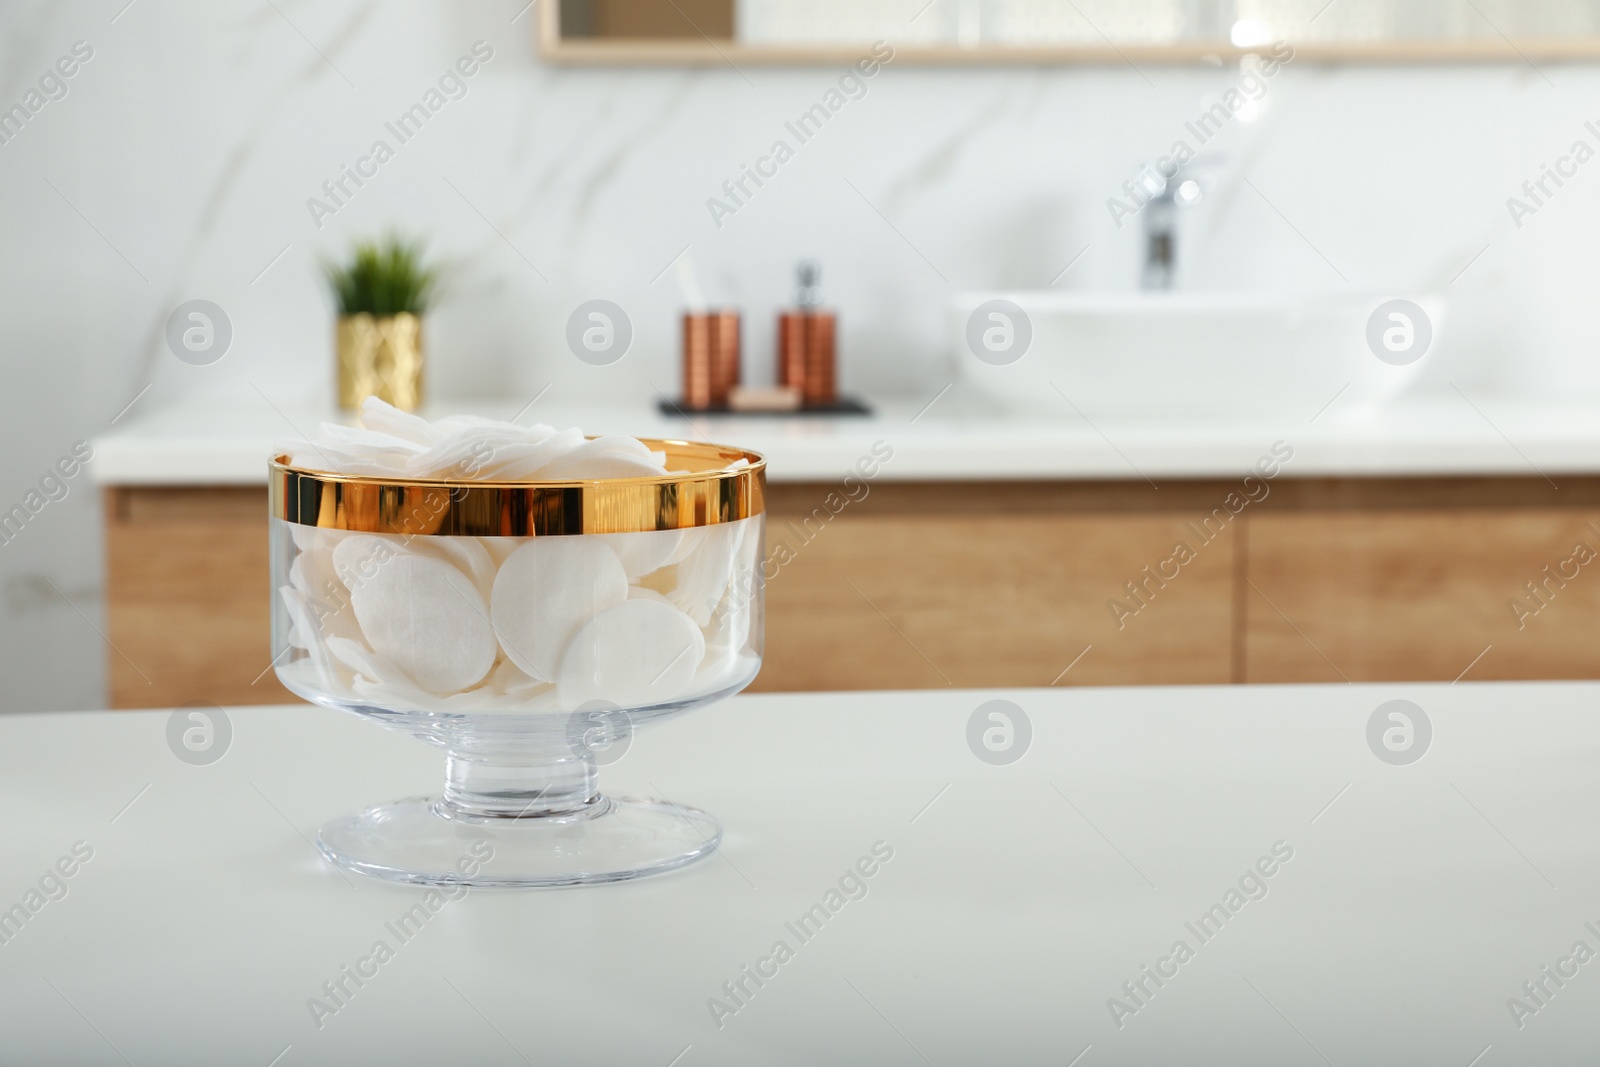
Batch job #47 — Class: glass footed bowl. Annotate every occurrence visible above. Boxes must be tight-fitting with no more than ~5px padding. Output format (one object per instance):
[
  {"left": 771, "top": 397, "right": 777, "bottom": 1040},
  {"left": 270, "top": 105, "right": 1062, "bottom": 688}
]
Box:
[{"left": 268, "top": 439, "right": 765, "bottom": 887}]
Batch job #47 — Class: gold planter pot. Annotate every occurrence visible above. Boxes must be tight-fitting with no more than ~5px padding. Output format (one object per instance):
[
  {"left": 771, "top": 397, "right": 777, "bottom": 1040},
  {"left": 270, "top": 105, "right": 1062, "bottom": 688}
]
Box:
[{"left": 337, "top": 312, "right": 423, "bottom": 411}]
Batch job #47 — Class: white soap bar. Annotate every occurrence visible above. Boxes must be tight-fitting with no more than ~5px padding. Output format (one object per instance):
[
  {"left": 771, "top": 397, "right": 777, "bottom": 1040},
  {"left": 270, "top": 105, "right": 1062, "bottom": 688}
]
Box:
[
  {"left": 557, "top": 598, "right": 705, "bottom": 708},
  {"left": 489, "top": 538, "right": 629, "bottom": 682},
  {"left": 348, "top": 553, "right": 498, "bottom": 693}
]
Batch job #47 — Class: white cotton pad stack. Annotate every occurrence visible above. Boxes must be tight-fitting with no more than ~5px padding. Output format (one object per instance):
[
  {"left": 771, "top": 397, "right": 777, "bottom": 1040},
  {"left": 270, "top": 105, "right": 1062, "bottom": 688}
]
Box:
[
  {"left": 273, "top": 400, "right": 759, "bottom": 714},
  {"left": 559, "top": 599, "right": 706, "bottom": 707},
  {"left": 348, "top": 554, "right": 497, "bottom": 693},
  {"left": 276, "top": 396, "right": 672, "bottom": 481},
  {"left": 490, "top": 538, "right": 629, "bottom": 682},
  {"left": 668, "top": 522, "right": 742, "bottom": 626}
]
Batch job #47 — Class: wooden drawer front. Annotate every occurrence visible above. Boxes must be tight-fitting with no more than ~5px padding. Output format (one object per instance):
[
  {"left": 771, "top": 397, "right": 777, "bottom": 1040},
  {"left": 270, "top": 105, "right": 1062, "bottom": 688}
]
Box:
[
  {"left": 106, "top": 488, "right": 290, "bottom": 709},
  {"left": 752, "top": 510, "right": 1235, "bottom": 691},
  {"left": 112, "top": 484, "right": 1600, "bottom": 699},
  {"left": 1245, "top": 509, "right": 1600, "bottom": 683}
]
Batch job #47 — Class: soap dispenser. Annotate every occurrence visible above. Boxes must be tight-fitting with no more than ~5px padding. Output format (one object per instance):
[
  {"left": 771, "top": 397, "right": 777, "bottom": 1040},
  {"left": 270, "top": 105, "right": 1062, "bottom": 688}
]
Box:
[{"left": 777, "top": 259, "right": 836, "bottom": 408}]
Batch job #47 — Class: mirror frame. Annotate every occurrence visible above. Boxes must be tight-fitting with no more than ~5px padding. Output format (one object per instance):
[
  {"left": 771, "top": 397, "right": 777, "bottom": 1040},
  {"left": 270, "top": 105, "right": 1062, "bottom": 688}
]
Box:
[{"left": 536, "top": 3, "right": 1600, "bottom": 64}]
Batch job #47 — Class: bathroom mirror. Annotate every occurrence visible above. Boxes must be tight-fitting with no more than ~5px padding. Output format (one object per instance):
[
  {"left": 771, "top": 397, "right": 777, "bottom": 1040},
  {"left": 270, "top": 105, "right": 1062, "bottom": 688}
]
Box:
[{"left": 541, "top": 0, "right": 1600, "bottom": 63}]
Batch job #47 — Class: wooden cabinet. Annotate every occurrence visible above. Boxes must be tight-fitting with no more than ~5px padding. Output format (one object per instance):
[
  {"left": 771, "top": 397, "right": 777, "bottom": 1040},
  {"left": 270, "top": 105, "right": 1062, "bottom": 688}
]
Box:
[
  {"left": 1245, "top": 504, "right": 1600, "bottom": 683},
  {"left": 105, "top": 487, "right": 293, "bottom": 709},
  {"left": 102, "top": 477, "right": 1600, "bottom": 707},
  {"left": 754, "top": 483, "right": 1234, "bottom": 691}
]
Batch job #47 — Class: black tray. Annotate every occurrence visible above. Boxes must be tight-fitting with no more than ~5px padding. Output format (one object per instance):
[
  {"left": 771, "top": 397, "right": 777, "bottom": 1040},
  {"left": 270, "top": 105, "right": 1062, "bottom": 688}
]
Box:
[{"left": 656, "top": 396, "right": 872, "bottom": 417}]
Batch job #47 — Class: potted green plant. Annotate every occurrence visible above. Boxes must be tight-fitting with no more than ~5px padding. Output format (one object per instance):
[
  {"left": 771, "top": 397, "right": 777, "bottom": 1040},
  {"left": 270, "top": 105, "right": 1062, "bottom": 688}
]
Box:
[{"left": 325, "top": 236, "right": 439, "bottom": 411}]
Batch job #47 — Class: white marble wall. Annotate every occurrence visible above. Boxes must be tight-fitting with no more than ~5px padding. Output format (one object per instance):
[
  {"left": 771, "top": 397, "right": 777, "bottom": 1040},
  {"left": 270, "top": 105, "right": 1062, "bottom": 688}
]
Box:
[{"left": 2, "top": 0, "right": 1598, "bottom": 709}]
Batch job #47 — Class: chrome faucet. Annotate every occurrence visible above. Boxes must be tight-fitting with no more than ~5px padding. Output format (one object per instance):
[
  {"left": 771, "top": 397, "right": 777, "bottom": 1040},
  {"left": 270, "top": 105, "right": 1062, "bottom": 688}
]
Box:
[
  {"left": 1142, "top": 179, "right": 1179, "bottom": 291},
  {"left": 1134, "top": 158, "right": 1216, "bottom": 290}
]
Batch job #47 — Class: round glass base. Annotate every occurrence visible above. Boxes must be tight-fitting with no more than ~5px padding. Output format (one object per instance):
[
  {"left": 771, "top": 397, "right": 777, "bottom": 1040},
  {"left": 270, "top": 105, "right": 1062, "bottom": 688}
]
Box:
[{"left": 317, "top": 794, "right": 722, "bottom": 888}]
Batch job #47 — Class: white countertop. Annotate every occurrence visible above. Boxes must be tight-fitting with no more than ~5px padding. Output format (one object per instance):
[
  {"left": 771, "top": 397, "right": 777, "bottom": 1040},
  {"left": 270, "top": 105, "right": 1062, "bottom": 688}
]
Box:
[
  {"left": 3, "top": 683, "right": 1599, "bottom": 1064},
  {"left": 90, "top": 390, "right": 1600, "bottom": 485}
]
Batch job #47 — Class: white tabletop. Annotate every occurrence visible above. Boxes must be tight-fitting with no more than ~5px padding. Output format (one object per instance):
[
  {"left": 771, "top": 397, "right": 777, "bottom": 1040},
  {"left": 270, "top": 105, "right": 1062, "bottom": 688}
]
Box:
[
  {"left": 90, "top": 392, "right": 1600, "bottom": 485},
  {"left": 2, "top": 683, "right": 1597, "bottom": 1064}
]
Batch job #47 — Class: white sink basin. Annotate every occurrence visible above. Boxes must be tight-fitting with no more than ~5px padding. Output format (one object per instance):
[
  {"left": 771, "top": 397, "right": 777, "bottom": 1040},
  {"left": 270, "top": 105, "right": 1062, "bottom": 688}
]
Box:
[{"left": 952, "top": 291, "right": 1447, "bottom": 420}]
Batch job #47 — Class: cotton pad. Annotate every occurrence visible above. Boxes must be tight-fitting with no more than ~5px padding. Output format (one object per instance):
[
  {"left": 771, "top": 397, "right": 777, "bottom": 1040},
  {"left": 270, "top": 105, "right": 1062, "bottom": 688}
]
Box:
[
  {"left": 288, "top": 554, "right": 362, "bottom": 646},
  {"left": 627, "top": 586, "right": 674, "bottom": 606},
  {"left": 596, "top": 529, "right": 685, "bottom": 581},
  {"left": 431, "top": 413, "right": 521, "bottom": 434},
  {"left": 557, "top": 598, "right": 705, "bottom": 707},
  {"left": 327, "top": 635, "right": 409, "bottom": 688},
  {"left": 489, "top": 538, "right": 629, "bottom": 681},
  {"left": 275, "top": 401, "right": 757, "bottom": 714},
  {"left": 351, "top": 674, "right": 453, "bottom": 713},
  {"left": 697, "top": 580, "right": 754, "bottom": 687},
  {"left": 480, "top": 537, "right": 522, "bottom": 567},
  {"left": 332, "top": 534, "right": 406, "bottom": 593},
  {"left": 405, "top": 424, "right": 563, "bottom": 480},
  {"left": 358, "top": 396, "right": 443, "bottom": 446},
  {"left": 275, "top": 399, "right": 672, "bottom": 482},
  {"left": 414, "top": 536, "right": 497, "bottom": 600},
  {"left": 442, "top": 682, "right": 562, "bottom": 713},
  {"left": 289, "top": 545, "right": 340, "bottom": 606},
  {"left": 289, "top": 523, "right": 346, "bottom": 553},
  {"left": 316, "top": 423, "right": 428, "bottom": 462},
  {"left": 280, "top": 443, "right": 408, "bottom": 478},
  {"left": 487, "top": 424, "right": 583, "bottom": 463},
  {"left": 347, "top": 553, "right": 498, "bottom": 693},
  {"left": 464, "top": 431, "right": 586, "bottom": 480},
  {"left": 488, "top": 657, "right": 549, "bottom": 697},
  {"left": 278, "top": 586, "right": 345, "bottom": 691},
  {"left": 669, "top": 520, "right": 741, "bottom": 626},
  {"left": 536, "top": 438, "right": 670, "bottom": 480}
]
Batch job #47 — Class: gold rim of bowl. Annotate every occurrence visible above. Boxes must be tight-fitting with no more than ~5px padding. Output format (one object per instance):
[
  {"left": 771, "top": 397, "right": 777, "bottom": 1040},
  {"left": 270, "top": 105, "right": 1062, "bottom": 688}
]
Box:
[{"left": 269, "top": 439, "right": 766, "bottom": 536}]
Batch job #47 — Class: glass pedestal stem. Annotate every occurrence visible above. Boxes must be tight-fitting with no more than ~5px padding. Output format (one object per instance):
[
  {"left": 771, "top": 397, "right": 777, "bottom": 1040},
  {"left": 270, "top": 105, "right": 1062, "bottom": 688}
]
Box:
[{"left": 440, "top": 746, "right": 606, "bottom": 821}]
